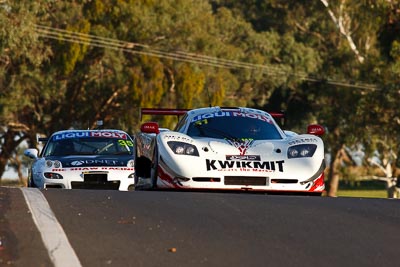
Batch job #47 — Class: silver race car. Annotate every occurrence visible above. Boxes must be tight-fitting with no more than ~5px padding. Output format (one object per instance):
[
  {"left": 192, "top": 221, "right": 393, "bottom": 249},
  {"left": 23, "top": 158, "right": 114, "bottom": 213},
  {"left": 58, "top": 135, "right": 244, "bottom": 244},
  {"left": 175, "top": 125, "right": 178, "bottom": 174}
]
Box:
[
  {"left": 24, "top": 129, "right": 135, "bottom": 191},
  {"left": 135, "top": 107, "right": 326, "bottom": 195}
]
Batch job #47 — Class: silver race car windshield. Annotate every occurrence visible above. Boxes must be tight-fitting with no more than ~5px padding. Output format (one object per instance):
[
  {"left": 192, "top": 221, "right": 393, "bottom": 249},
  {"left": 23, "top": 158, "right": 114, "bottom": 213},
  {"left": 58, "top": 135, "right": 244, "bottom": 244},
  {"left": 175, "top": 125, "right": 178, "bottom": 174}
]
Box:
[
  {"left": 187, "top": 115, "right": 282, "bottom": 140},
  {"left": 43, "top": 136, "right": 134, "bottom": 157}
]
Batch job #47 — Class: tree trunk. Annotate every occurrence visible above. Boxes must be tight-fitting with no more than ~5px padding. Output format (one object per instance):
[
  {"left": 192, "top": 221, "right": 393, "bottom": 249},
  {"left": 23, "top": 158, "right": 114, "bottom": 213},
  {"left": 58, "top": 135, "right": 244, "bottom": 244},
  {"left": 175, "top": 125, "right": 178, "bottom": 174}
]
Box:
[
  {"left": 327, "top": 144, "right": 344, "bottom": 197},
  {"left": 320, "top": 0, "right": 365, "bottom": 63},
  {"left": 14, "top": 154, "right": 26, "bottom": 186},
  {"left": 0, "top": 127, "right": 28, "bottom": 182},
  {"left": 0, "top": 157, "right": 8, "bottom": 183}
]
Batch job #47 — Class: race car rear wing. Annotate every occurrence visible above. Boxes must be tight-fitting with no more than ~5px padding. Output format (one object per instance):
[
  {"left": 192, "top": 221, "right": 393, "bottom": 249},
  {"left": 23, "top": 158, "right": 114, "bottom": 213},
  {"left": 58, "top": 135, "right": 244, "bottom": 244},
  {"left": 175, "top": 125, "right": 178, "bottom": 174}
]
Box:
[
  {"left": 140, "top": 108, "right": 189, "bottom": 120},
  {"left": 37, "top": 137, "right": 49, "bottom": 143},
  {"left": 140, "top": 107, "right": 285, "bottom": 125},
  {"left": 267, "top": 112, "right": 285, "bottom": 119}
]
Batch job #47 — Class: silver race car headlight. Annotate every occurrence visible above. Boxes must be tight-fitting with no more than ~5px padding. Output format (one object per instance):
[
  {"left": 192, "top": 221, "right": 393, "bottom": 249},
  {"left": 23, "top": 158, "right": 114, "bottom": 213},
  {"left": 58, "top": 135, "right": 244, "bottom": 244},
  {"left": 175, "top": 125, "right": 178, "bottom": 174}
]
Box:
[
  {"left": 44, "top": 172, "right": 63, "bottom": 179},
  {"left": 127, "top": 159, "right": 134, "bottom": 167},
  {"left": 167, "top": 141, "right": 199, "bottom": 156},
  {"left": 287, "top": 144, "right": 317, "bottom": 158},
  {"left": 45, "top": 160, "right": 62, "bottom": 168}
]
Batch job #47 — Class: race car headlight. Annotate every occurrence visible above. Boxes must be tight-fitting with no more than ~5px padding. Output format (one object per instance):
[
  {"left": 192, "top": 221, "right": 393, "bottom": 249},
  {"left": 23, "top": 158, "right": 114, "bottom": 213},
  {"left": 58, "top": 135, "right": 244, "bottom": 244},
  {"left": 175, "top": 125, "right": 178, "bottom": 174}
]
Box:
[
  {"left": 287, "top": 144, "right": 317, "bottom": 158},
  {"left": 127, "top": 159, "right": 134, "bottom": 167},
  {"left": 45, "top": 160, "right": 62, "bottom": 168},
  {"left": 167, "top": 141, "right": 199, "bottom": 156},
  {"left": 44, "top": 172, "right": 63, "bottom": 179}
]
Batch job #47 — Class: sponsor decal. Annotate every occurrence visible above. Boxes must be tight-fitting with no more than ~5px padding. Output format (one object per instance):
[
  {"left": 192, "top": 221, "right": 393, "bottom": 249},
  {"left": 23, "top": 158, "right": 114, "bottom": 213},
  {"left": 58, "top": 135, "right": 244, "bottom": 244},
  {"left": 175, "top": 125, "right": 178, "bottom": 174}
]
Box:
[
  {"left": 191, "top": 111, "right": 273, "bottom": 124},
  {"left": 206, "top": 159, "right": 284, "bottom": 172},
  {"left": 52, "top": 167, "right": 134, "bottom": 171},
  {"left": 53, "top": 131, "right": 127, "bottom": 140},
  {"left": 226, "top": 138, "right": 255, "bottom": 155},
  {"left": 142, "top": 124, "right": 157, "bottom": 131},
  {"left": 288, "top": 138, "right": 318, "bottom": 146},
  {"left": 226, "top": 155, "right": 261, "bottom": 161},
  {"left": 69, "top": 159, "right": 120, "bottom": 166},
  {"left": 163, "top": 135, "right": 193, "bottom": 143},
  {"left": 71, "top": 160, "right": 85, "bottom": 166}
]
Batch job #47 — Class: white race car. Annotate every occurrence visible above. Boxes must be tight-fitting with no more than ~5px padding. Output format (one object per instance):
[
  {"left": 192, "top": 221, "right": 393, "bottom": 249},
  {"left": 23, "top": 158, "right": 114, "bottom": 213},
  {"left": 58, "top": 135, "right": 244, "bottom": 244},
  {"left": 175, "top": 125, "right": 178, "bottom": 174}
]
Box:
[
  {"left": 135, "top": 107, "right": 326, "bottom": 195},
  {"left": 24, "top": 129, "right": 136, "bottom": 191}
]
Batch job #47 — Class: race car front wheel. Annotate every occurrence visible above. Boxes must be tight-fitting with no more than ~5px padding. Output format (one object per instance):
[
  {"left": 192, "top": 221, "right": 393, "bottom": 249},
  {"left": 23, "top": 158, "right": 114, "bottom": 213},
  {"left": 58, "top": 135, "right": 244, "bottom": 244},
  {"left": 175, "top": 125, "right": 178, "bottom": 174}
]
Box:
[
  {"left": 150, "top": 147, "right": 159, "bottom": 189},
  {"left": 27, "top": 175, "right": 36, "bottom": 188}
]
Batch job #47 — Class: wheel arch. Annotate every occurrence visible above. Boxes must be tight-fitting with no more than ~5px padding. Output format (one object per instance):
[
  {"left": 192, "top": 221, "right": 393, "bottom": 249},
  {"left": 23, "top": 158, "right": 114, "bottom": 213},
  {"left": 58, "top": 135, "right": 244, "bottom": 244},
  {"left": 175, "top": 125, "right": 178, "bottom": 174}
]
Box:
[{"left": 135, "top": 156, "right": 152, "bottom": 178}]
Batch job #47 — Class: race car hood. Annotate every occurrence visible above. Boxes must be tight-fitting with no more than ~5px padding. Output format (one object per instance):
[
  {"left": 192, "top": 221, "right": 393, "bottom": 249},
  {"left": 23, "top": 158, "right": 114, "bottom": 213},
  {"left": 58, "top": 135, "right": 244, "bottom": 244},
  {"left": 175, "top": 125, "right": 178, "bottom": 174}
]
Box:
[
  {"left": 45, "top": 155, "right": 133, "bottom": 167},
  {"left": 206, "top": 139, "right": 275, "bottom": 156}
]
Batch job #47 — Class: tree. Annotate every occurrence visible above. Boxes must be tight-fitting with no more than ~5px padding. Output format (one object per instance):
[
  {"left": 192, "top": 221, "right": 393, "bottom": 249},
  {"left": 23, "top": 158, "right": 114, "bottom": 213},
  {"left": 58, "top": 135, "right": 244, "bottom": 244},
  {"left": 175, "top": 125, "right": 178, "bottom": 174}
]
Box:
[
  {"left": 0, "top": 1, "right": 51, "bottom": 181},
  {"left": 211, "top": 0, "right": 399, "bottom": 197}
]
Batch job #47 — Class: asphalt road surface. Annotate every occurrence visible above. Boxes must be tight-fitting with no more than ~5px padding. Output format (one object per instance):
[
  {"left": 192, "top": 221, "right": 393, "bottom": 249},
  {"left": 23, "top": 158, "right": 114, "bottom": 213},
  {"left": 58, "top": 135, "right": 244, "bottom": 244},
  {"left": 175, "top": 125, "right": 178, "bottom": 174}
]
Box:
[{"left": 1, "top": 186, "right": 399, "bottom": 267}]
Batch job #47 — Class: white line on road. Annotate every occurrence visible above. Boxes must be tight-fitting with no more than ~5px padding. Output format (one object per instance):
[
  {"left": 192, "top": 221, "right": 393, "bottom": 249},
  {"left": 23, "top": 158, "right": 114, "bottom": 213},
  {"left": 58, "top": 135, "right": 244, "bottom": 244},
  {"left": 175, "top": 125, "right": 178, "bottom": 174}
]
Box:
[{"left": 21, "top": 188, "right": 82, "bottom": 267}]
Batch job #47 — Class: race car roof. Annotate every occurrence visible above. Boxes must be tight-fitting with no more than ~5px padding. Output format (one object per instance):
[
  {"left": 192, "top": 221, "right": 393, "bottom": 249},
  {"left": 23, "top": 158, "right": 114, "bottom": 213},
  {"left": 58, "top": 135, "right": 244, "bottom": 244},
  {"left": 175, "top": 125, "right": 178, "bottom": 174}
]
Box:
[
  {"left": 38, "top": 129, "right": 131, "bottom": 143},
  {"left": 140, "top": 107, "right": 285, "bottom": 120}
]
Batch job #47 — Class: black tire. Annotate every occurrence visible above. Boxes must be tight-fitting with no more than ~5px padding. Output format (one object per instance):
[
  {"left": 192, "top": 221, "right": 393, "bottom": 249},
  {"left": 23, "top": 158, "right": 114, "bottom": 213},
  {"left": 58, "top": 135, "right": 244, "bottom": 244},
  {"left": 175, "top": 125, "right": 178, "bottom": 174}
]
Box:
[
  {"left": 27, "top": 174, "right": 36, "bottom": 188},
  {"left": 150, "top": 147, "right": 159, "bottom": 189}
]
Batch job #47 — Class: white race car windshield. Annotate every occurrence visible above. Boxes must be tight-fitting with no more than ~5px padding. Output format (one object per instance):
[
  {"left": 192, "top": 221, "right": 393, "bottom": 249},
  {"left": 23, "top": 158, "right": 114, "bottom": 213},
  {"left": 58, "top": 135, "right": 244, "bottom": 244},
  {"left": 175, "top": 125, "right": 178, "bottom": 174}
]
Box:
[
  {"left": 187, "top": 116, "right": 282, "bottom": 140},
  {"left": 43, "top": 136, "right": 134, "bottom": 157}
]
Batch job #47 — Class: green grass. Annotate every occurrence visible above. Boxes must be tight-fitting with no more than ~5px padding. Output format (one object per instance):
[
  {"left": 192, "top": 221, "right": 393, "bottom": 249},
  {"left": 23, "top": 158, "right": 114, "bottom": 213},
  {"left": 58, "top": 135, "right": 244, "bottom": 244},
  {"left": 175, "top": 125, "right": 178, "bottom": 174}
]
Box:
[
  {"left": 0, "top": 179, "right": 25, "bottom": 187},
  {"left": 336, "top": 189, "right": 388, "bottom": 198},
  {"left": 335, "top": 180, "right": 389, "bottom": 198}
]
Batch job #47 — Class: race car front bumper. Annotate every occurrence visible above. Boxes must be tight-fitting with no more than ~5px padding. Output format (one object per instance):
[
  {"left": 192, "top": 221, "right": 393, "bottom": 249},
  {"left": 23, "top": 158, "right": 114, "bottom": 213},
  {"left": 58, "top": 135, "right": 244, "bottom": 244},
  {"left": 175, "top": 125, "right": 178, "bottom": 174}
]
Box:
[{"left": 36, "top": 168, "right": 136, "bottom": 191}]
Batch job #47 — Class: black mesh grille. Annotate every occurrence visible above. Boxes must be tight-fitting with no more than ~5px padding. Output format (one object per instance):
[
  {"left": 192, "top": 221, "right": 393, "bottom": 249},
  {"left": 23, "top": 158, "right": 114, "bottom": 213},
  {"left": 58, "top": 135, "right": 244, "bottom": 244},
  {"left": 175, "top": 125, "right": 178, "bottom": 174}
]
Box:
[
  {"left": 224, "top": 176, "right": 267, "bottom": 186},
  {"left": 71, "top": 181, "right": 120, "bottom": 190},
  {"left": 193, "top": 177, "right": 221, "bottom": 182},
  {"left": 84, "top": 173, "right": 107, "bottom": 183},
  {"left": 70, "top": 171, "right": 120, "bottom": 190},
  {"left": 271, "top": 179, "right": 298, "bottom": 184}
]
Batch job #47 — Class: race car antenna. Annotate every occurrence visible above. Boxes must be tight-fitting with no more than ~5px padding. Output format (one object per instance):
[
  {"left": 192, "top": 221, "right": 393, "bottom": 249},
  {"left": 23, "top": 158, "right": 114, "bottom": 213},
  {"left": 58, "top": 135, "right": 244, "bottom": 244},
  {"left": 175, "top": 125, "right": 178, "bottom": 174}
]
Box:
[
  {"left": 96, "top": 120, "right": 104, "bottom": 130},
  {"left": 206, "top": 86, "right": 212, "bottom": 107}
]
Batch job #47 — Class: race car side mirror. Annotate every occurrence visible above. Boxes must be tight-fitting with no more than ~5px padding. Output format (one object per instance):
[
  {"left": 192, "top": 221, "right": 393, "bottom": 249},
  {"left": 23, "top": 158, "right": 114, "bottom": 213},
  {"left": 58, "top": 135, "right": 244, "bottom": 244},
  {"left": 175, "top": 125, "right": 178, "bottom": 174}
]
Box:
[
  {"left": 24, "top": 148, "right": 39, "bottom": 159},
  {"left": 140, "top": 122, "right": 160, "bottom": 134},
  {"left": 307, "top": 124, "right": 325, "bottom": 136}
]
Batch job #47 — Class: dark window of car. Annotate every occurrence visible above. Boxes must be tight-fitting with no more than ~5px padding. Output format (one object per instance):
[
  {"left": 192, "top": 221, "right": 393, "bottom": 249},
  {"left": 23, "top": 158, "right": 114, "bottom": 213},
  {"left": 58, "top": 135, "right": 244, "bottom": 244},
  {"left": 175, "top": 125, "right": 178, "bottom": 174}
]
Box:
[
  {"left": 43, "top": 137, "right": 134, "bottom": 156},
  {"left": 186, "top": 116, "right": 282, "bottom": 140},
  {"left": 174, "top": 114, "right": 189, "bottom": 133}
]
